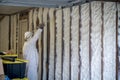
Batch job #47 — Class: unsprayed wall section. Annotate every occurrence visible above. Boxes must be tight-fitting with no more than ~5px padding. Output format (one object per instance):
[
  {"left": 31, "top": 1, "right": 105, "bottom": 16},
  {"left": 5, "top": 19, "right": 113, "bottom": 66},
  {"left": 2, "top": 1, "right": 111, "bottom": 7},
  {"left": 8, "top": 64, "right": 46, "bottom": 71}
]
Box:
[{"left": 0, "top": 16, "right": 9, "bottom": 51}]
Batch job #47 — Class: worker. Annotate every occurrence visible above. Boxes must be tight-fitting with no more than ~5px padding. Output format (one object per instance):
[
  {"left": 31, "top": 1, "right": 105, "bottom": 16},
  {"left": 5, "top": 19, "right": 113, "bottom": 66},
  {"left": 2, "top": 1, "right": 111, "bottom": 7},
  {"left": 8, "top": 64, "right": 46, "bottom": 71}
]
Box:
[{"left": 23, "top": 23, "right": 44, "bottom": 80}]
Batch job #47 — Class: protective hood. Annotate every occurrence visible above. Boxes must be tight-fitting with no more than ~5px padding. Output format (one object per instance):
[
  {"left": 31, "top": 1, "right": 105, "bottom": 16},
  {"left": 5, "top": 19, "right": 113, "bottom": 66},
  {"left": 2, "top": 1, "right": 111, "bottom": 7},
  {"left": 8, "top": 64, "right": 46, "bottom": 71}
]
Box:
[{"left": 24, "top": 31, "right": 33, "bottom": 41}]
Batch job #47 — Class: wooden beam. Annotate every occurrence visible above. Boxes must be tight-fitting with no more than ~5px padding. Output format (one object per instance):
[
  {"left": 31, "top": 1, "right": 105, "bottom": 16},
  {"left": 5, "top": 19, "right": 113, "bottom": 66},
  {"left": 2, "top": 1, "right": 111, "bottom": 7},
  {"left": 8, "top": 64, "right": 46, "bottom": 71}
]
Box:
[
  {"left": 11, "top": 7, "right": 35, "bottom": 15},
  {"left": 0, "top": 14, "right": 10, "bottom": 16},
  {"left": 0, "top": 16, "right": 5, "bottom": 22}
]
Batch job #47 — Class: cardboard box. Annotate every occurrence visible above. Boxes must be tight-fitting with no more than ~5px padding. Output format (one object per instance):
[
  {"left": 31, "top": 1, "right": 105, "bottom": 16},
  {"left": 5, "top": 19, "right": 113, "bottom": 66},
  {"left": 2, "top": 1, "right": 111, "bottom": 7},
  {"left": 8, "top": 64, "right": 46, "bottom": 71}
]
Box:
[{"left": 0, "top": 59, "right": 4, "bottom": 75}]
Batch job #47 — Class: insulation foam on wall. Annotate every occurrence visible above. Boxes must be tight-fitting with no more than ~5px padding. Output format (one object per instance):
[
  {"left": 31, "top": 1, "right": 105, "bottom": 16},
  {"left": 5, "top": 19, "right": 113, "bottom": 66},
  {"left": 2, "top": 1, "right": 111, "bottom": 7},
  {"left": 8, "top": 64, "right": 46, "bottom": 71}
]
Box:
[
  {"left": 103, "top": 2, "right": 116, "bottom": 80},
  {"left": 16, "top": 14, "right": 19, "bottom": 54},
  {"left": 117, "top": 3, "right": 120, "bottom": 51},
  {"left": 38, "top": 8, "right": 43, "bottom": 24},
  {"left": 11, "top": 15, "right": 19, "bottom": 53},
  {"left": 10, "top": 15, "right": 16, "bottom": 52},
  {"left": 91, "top": 1, "right": 102, "bottom": 80},
  {"left": 62, "top": 8, "right": 70, "bottom": 80},
  {"left": 42, "top": 8, "right": 48, "bottom": 80},
  {"left": 117, "top": 2, "right": 120, "bottom": 80},
  {"left": 29, "top": 10, "right": 33, "bottom": 31},
  {"left": 55, "top": 9, "right": 62, "bottom": 80},
  {"left": 33, "top": 9, "right": 38, "bottom": 32},
  {"left": 71, "top": 6, "right": 80, "bottom": 80},
  {"left": 37, "top": 8, "right": 43, "bottom": 80},
  {"left": 10, "top": 16, "right": 14, "bottom": 49},
  {"left": 48, "top": 8, "right": 55, "bottom": 80},
  {"left": 13, "top": 15, "right": 17, "bottom": 52},
  {"left": 80, "top": 3, "right": 90, "bottom": 80}
]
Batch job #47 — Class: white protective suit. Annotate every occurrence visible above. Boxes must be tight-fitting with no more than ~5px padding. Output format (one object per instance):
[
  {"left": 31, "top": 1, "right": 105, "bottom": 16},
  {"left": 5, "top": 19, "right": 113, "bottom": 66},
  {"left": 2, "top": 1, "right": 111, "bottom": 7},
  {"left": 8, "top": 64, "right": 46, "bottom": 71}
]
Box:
[{"left": 23, "top": 29, "right": 42, "bottom": 80}]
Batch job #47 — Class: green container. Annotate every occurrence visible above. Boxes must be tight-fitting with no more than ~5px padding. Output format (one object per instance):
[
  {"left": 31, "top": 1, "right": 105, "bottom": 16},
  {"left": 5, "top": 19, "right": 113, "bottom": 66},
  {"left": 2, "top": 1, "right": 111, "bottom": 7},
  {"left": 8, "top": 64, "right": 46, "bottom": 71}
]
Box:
[{"left": 2, "top": 59, "right": 28, "bottom": 79}]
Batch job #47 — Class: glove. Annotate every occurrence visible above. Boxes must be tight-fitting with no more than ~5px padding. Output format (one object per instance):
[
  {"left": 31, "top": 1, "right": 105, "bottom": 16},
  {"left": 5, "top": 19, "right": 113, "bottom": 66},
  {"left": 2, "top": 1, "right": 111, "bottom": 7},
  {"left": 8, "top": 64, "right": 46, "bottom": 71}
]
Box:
[{"left": 38, "top": 23, "right": 45, "bottom": 29}]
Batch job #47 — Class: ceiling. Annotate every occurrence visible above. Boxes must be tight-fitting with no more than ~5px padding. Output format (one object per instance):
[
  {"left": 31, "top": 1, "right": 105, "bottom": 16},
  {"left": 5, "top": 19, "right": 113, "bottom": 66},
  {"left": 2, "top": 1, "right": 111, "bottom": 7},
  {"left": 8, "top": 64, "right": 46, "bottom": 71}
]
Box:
[
  {"left": 0, "top": 0, "right": 86, "bottom": 16},
  {"left": 0, "top": 0, "right": 85, "bottom": 7},
  {"left": 0, "top": 0, "right": 119, "bottom": 16}
]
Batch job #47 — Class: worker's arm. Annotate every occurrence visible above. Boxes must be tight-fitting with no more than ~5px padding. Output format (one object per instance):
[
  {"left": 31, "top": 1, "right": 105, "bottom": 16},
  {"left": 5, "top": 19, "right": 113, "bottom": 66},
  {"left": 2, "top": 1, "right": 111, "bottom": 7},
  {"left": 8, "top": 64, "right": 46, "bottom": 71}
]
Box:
[{"left": 31, "top": 24, "right": 44, "bottom": 42}]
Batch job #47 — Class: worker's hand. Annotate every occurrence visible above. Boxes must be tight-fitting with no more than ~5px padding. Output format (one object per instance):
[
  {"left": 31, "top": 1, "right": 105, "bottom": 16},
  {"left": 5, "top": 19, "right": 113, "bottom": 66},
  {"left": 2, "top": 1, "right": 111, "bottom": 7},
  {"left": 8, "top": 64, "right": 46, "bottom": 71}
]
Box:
[{"left": 38, "top": 23, "right": 45, "bottom": 29}]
